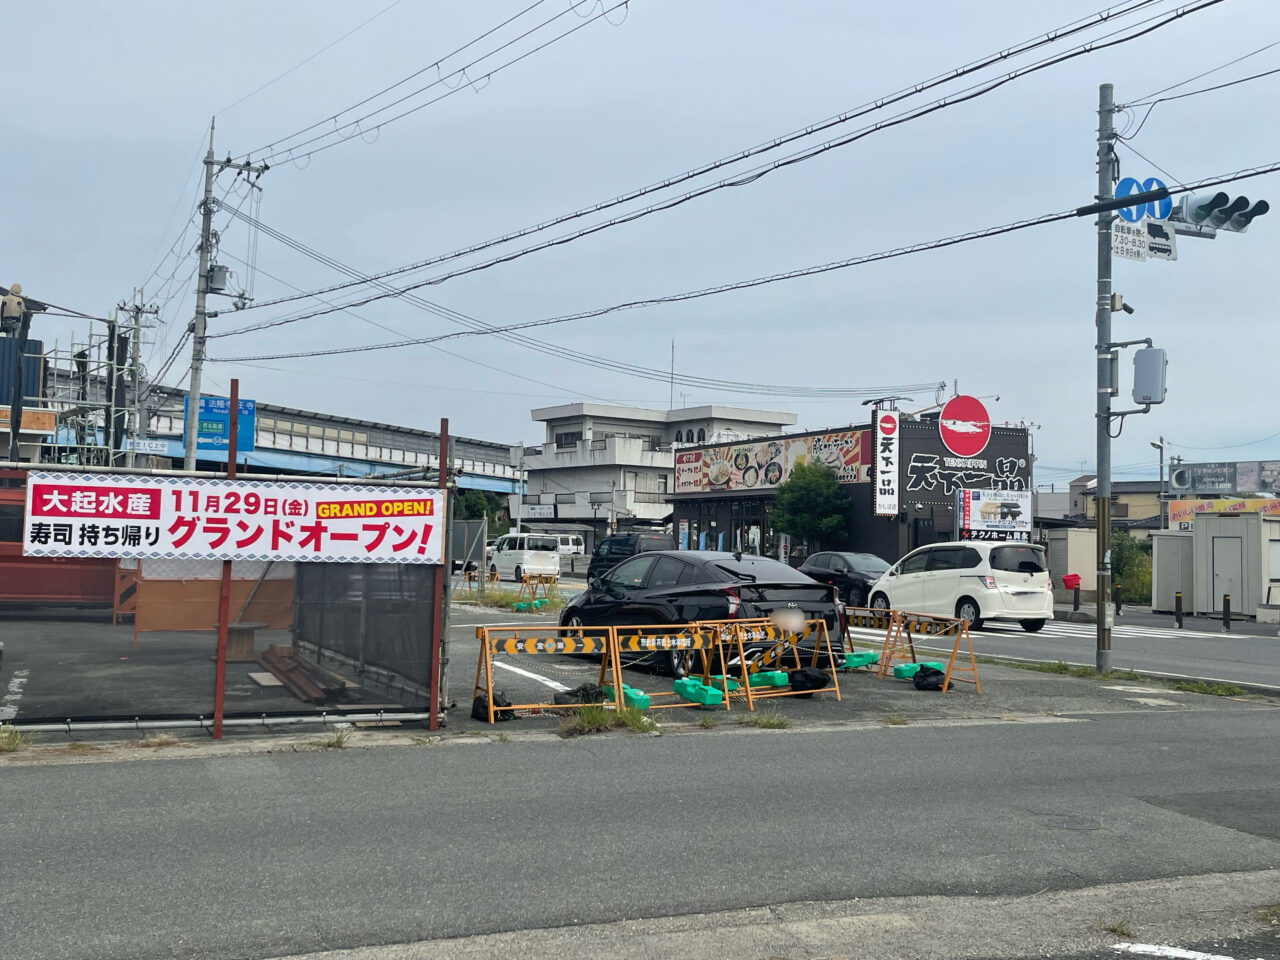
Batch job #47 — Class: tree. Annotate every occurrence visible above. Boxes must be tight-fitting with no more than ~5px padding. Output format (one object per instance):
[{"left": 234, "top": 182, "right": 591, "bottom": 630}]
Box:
[
  {"left": 1110, "top": 530, "right": 1152, "bottom": 604},
  {"left": 770, "top": 462, "right": 853, "bottom": 550}
]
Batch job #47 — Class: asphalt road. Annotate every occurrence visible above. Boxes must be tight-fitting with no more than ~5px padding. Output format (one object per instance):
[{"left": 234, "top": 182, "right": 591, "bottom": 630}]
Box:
[
  {"left": 849, "top": 615, "right": 1280, "bottom": 689},
  {"left": 3, "top": 699, "right": 1279, "bottom": 960}
]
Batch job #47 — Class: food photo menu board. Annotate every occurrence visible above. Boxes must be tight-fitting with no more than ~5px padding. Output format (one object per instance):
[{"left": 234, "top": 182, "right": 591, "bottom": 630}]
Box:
[{"left": 674, "top": 430, "right": 870, "bottom": 494}]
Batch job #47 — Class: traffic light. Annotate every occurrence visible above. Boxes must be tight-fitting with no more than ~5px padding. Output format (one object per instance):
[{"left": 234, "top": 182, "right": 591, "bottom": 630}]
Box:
[{"left": 1171, "top": 191, "right": 1269, "bottom": 236}]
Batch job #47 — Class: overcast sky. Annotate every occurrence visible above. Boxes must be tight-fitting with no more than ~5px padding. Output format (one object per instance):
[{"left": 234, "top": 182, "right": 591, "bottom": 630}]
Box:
[{"left": 6, "top": 0, "right": 1279, "bottom": 487}]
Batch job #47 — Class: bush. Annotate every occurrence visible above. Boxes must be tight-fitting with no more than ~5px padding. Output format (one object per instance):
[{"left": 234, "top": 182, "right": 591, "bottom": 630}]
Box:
[{"left": 1111, "top": 532, "right": 1152, "bottom": 604}]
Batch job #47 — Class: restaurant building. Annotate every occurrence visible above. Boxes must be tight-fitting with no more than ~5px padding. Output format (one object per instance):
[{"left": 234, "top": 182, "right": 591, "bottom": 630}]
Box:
[{"left": 671, "top": 405, "right": 1032, "bottom": 564}]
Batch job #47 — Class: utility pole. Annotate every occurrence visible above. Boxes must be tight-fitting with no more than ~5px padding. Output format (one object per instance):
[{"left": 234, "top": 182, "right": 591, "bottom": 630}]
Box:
[
  {"left": 118, "top": 291, "right": 158, "bottom": 467},
  {"left": 1094, "top": 83, "right": 1117, "bottom": 673},
  {"left": 184, "top": 119, "right": 268, "bottom": 471}
]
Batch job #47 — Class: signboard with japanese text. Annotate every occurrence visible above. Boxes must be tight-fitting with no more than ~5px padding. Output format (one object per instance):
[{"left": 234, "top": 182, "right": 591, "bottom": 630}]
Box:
[
  {"left": 1168, "top": 497, "right": 1280, "bottom": 529},
  {"left": 183, "top": 395, "right": 256, "bottom": 454},
  {"left": 874, "top": 410, "right": 899, "bottom": 517},
  {"left": 21, "top": 472, "right": 444, "bottom": 564},
  {"left": 956, "top": 488, "right": 1032, "bottom": 542},
  {"left": 674, "top": 429, "right": 870, "bottom": 494}
]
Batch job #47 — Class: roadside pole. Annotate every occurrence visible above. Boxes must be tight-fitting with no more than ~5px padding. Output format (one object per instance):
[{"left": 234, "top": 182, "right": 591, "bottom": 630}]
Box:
[
  {"left": 212, "top": 377, "right": 239, "bottom": 739},
  {"left": 184, "top": 123, "right": 217, "bottom": 472},
  {"left": 429, "top": 418, "right": 449, "bottom": 731},
  {"left": 1094, "top": 83, "right": 1116, "bottom": 674}
]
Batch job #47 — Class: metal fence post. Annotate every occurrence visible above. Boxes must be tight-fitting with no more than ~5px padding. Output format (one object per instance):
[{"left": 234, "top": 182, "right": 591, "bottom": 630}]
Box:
[
  {"left": 1073, "top": 585, "right": 1081, "bottom": 612},
  {"left": 1222, "top": 593, "right": 1231, "bottom": 633},
  {"left": 1174, "top": 591, "right": 1183, "bottom": 629}
]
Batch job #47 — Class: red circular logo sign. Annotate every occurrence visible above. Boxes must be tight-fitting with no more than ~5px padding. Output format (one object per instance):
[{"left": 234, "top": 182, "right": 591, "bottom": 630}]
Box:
[
  {"left": 939, "top": 395, "right": 991, "bottom": 457},
  {"left": 878, "top": 411, "right": 897, "bottom": 435}
]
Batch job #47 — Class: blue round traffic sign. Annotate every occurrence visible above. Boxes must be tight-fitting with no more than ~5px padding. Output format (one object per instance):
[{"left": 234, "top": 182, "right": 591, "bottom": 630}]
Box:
[{"left": 1116, "top": 176, "right": 1171, "bottom": 222}]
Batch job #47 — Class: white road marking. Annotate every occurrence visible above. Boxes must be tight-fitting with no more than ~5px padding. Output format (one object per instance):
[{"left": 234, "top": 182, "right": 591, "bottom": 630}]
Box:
[
  {"left": 1123, "top": 697, "right": 1182, "bottom": 707},
  {"left": 492, "top": 660, "right": 570, "bottom": 692},
  {"left": 1112, "top": 942, "right": 1245, "bottom": 960},
  {"left": 0, "top": 669, "right": 30, "bottom": 721}
]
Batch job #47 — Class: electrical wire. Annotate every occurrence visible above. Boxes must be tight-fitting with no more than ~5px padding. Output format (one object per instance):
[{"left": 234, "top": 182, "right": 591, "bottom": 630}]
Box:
[
  {"left": 1119, "top": 58, "right": 1280, "bottom": 140},
  {"left": 260, "top": 0, "right": 628, "bottom": 165},
  {"left": 237, "top": 0, "right": 557, "bottom": 161},
  {"left": 207, "top": 158, "right": 1280, "bottom": 364},
  {"left": 211, "top": 203, "right": 944, "bottom": 398},
  {"left": 1126, "top": 37, "right": 1280, "bottom": 104},
  {"left": 215, "top": 0, "right": 406, "bottom": 116},
  {"left": 1167, "top": 430, "right": 1280, "bottom": 451},
  {"left": 229, "top": 0, "right": 1215, "bottom": 319}
]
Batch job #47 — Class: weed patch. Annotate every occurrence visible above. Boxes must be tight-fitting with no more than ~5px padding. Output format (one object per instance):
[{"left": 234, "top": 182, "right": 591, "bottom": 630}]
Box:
[
  {"left": 697, "top": 714, "right": 717, "bottom": 729},
  {"left": 1101, "top": 919, "right": 1133, "bottom": 937},
  {"left": 1169, "top": 680, "right": 1247, "bottom": 697},
  {"left": 736, "top": 709, "right": 790, "bottom": 730},
  {"left": 124, "top": 734, "right": 181, "bottom": 749},
  {"left": 1007, "top": 661, "right": 1145, "bottom": 682},
  {"left": 559, "top": 704, "right": 659, "bottom": 736},
  {"left": 0, "top": 723, "right": 32, "bottom": 753},
  {"left": 316, "top": 728, "right": 351, "bottom": 750},
  {"left": 880, "top": 713, "right": 909, "bottom": 726},
  {"left": 469, "top": 587, "right": 566, "bottom": 612},
  {"left": 63, "top": 741, "right": 101, "bottom": 753},
  {"left": 615, "top": 706, "right": 658, "bottom": 733}
]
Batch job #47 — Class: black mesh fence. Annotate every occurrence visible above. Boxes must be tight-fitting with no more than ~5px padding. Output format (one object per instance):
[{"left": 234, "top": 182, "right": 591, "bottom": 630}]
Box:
[{"left": 293, "top": 563, "right": 437, "bottom": 709}]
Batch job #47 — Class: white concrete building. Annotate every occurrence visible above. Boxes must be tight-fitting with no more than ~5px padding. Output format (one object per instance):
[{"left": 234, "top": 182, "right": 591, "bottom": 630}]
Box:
[{"left": 512, "top": 403, "right": 795, "bottom": 539}]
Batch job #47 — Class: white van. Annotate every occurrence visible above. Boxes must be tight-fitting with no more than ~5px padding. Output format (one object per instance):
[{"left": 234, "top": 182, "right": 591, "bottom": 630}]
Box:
[
  {"left": 866, "top": 541, "right": 1053, "bottom": 631},
  {"left": 490, "top": 534, "right": 561, "bottom": 582},
  {"left": 556, "top": 534, "right": 585, "bottom": 556}
]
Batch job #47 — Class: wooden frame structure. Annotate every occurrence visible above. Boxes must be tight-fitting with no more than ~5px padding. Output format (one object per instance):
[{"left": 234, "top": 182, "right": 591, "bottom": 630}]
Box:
[
  {"left": 515, "top": 573, "right": 557, "bottom": 604},
  {"left": 876, "top": 611, "right": 981, "bottom": 694},
  {"left": 612, "top": 624, "right": 733, "bottom": 710}
]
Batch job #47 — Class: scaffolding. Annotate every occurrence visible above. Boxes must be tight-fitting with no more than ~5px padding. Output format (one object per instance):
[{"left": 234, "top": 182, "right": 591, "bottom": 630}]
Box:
[{"left": 27, "top": 321, "right": 136, "bottom": 466}]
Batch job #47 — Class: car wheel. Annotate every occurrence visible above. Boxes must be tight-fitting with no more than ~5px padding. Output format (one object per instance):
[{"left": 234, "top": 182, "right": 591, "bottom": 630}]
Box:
[
  {"left": 870, "top": 593, "right": 891, "bottom": 611},
  {"left": 663, "top": 647, "right": 693, "bottom": 680},
  {"left": 489, "top": 563, "right": 497, "bottom": 577},
  {"left": 955, "top": 597, "right": 983, "bottom": 631},
  {"left": 1020, "top": 619, "right": 1046, "bottom": 633},
  {"left": 847, "top": 587, "right": 867, "bottom": 609},
  {"left": 514, "top": 565, "right": 523, "bottom": 583},
  {"left": 564, "top": 614, "right": 585, "bottom": 633}
]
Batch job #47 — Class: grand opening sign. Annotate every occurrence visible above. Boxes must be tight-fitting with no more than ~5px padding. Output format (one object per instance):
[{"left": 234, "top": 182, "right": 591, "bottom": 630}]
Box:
[{"left": 21, "top": 472, "right": 445, "bottom": 564}]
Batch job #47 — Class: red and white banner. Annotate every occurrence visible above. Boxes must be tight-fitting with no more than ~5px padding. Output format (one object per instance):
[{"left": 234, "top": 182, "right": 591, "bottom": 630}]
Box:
[{"left": 22, "top": 472, "right": 445, "bottom": 564}]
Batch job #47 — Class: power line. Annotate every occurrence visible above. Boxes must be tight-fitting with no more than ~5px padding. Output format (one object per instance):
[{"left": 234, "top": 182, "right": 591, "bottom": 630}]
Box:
[
  {"left": 1126, "top": 37, "right": 1280, "bottom": 103},
  {"left": 215, "top": 0, "right": 406, "bottom": 116},
  {"left": 261, "top": 0, "right": 628, "bottom": 166},
  {"left": 229, "top": 0, "right": 1181, "bottom": 316},
  {"left": 207, "top": 158, "right": 1280, "bottom": 364},
  {"left": 1167, "top": 430, "right": 1280, "bottom": 451},
  {"left": 212, "top": 203, "right": 944, "bottom": 398},
  {"left": 237, "top": 0, "right": 561, "bottom": 161}
]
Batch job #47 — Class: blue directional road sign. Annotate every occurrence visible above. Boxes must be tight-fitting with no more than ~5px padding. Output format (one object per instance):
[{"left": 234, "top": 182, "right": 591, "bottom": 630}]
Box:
[
  {"left": 1116, "top": 176, "right": 1172, "bottom": 222},
  {"left": 183, "top": 395, "right": 256, "bottom": 454}
]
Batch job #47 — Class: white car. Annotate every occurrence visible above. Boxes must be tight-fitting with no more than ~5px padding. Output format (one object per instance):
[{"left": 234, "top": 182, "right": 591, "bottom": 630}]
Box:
[
  {"left": 489, "top": 533, "right": 561, "bottom": 583},
  {"left": 866, "top": 541, "right": 1053, "bottom": 632}
]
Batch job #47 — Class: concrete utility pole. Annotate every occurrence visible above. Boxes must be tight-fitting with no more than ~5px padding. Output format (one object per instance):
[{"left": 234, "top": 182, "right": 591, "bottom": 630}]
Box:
[
  {"left": 118, "top": 291, "right": 158, "bottom": 467},
  {"left": 1094, "top": 83, "right": 1117, "bottom": 673},
  {"left": 184, "top": 119, "right": 267, "bottom": 470}
]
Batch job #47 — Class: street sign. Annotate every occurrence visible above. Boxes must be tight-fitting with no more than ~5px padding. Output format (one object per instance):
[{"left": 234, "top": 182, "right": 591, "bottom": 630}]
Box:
[
  {"left": 1116, "top": 176, "right": 1172, "bottom": 222},
  {"left": 939, "top": 395, "right": 991, "bottom": 458},
  {"left": 124, "top": 438, "right": 169, "bottom": 455},
  {"left": 1112, "top": 220, "right": 1177, "bottom": 262},
  {"left": 183, "top": 395, "right": 256, "bottom": 454}
]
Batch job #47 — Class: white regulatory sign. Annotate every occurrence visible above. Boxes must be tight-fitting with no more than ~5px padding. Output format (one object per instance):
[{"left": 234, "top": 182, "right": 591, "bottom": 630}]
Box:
[
  {"left": 1113, "top": 220, "right": 1177, "bottom": 262},
  {"left": 1112, "top": 221, "right": 1147, "bottom": 261}
]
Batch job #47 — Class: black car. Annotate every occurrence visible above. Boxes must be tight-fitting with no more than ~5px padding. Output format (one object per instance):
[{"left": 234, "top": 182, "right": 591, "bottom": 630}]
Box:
[
  {"left": 561, "top": 550, "right": 846, "bottom": 676},
  {"left": 585, "top": 532, "right": 676, "bottom": 581},
  {"left": 796, "top": 551, "right": 891, "bottom": 607}
]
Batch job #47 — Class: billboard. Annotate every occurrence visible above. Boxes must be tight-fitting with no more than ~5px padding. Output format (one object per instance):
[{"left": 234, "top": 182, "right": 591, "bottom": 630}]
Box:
[
  {"left": 22, "top": 472, "right": 444, "bottom": 563},
  {"left": 673, "top": 429, "right": 870, "bottom": 494},
  {"left": 873, "top": 411, "right": 899, "bottom": 517},
  {"left": 1169, "top": 461, "right": 1280, "bottom": 496},
  {"left": 1168, "top": 497, "right": 1280, "bottom": 529},
  {"left": 956, "top": 488, "right": 1032, "bottom": 542}
]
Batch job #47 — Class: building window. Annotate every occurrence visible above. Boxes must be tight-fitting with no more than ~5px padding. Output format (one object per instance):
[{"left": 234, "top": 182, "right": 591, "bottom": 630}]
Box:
[
  {"left": 674, "top": 430, "right": 683, "bottom": 443},
  {"left": 555, "top": 431, "right": 583, "bottom": 449},
  {"left": 657, "top": 474, "right": 669, "bottom": 493},
  {"left": 697, "top": 428, "right": 706, "bottom": 442}
]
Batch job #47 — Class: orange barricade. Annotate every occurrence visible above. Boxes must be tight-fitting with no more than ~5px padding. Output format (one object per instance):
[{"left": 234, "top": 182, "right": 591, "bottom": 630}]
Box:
[
  {"left": 612, "top": 624, "right": 732, "bottom": 710},
  {"left": 877, "top": 611, "right": 981, "bottom": 694},
  {"left": 701, "top": 618, "right": 842, "bottom": 707},
  {"left": 516, "top": 573, "right": 557, "bottom": 604},
  {"left": 473, "top": 624, "right": 623, "bottom": 723}
]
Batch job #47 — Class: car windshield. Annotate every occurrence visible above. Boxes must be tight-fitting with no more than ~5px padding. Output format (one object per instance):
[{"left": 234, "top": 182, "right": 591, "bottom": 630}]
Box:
[
  {"left": 595, "top": 537, "right": 635, "bottom": 558},
  {"left": 990, "top": 545, "right": 1047, "bottom": 573},
  {"left": 711, "top": 556, "right": 813, "bottom": 583},
  {"left": 847, "top": 554, "right": 890, "bottom": 576}
]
